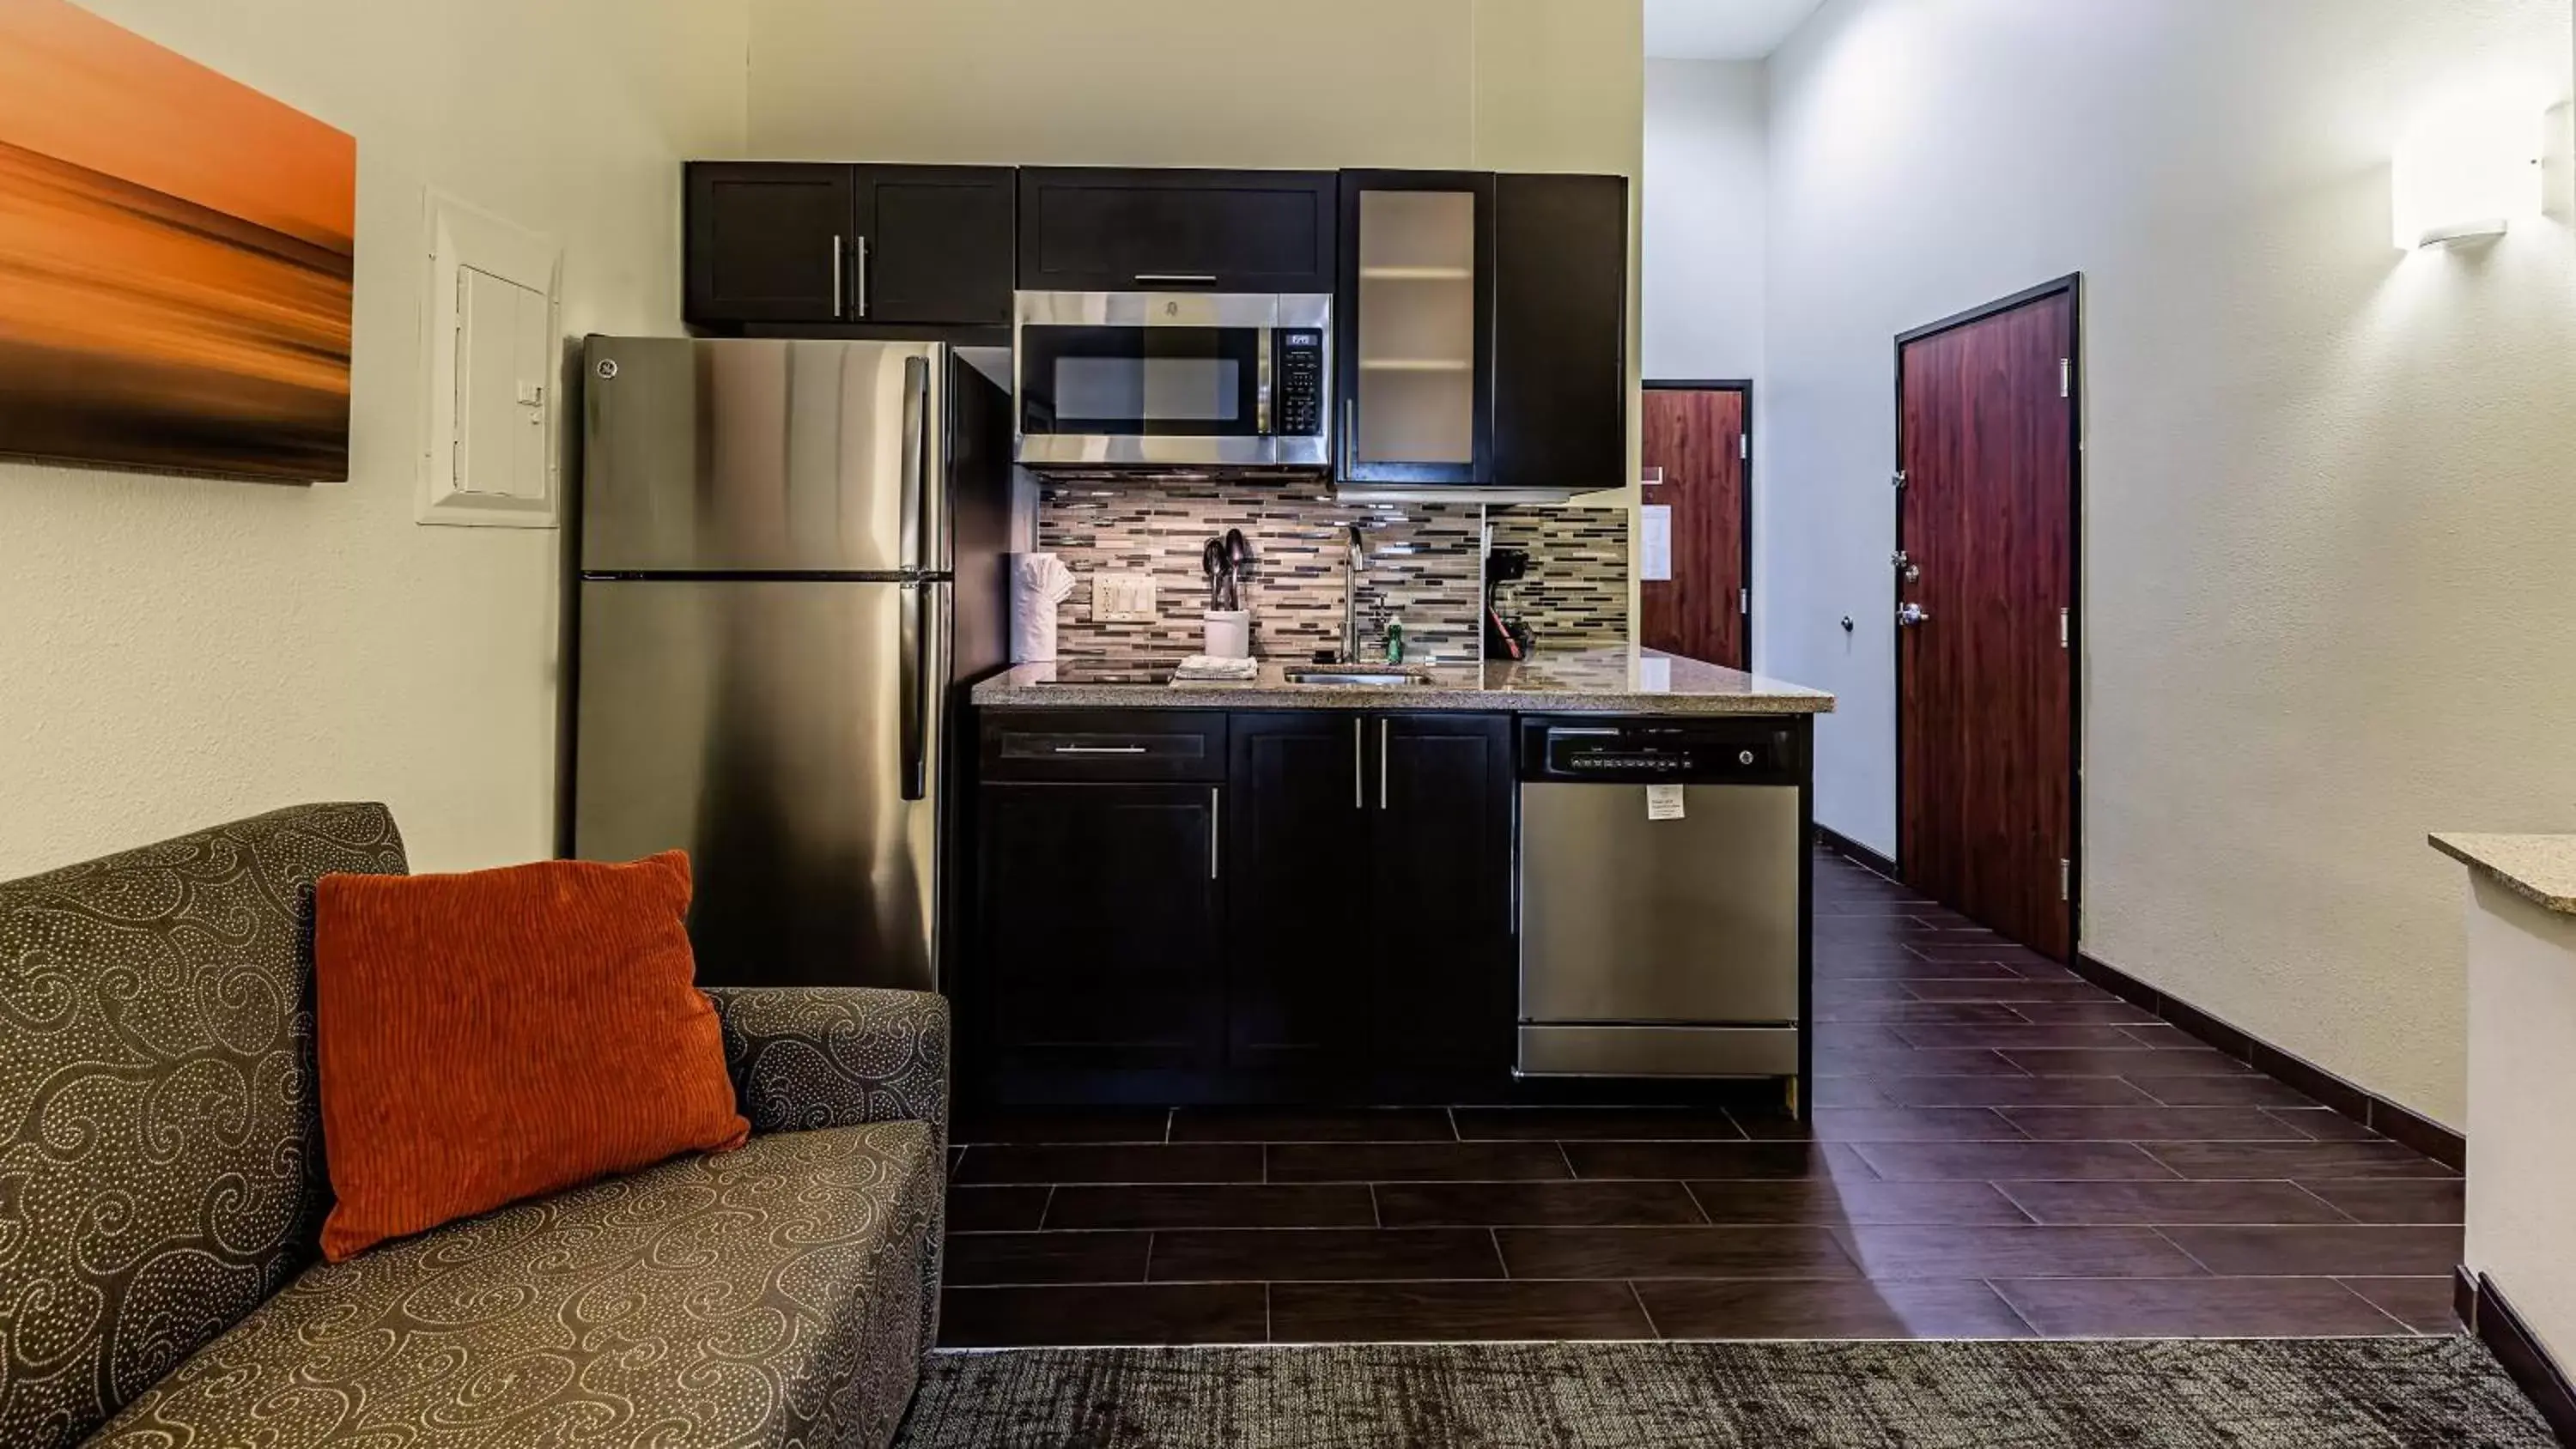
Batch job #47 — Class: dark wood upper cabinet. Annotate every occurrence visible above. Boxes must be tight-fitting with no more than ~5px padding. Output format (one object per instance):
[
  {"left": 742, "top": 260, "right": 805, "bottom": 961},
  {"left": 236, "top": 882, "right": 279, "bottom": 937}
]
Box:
[
  {"left": 1018, "top": 167, "right": 1338, "bottom": 293},
  {"left": 1336, "top": 171, "right": 1496, "bottom": 487},
  {"left": 685, "top": 162, "right": 856, "bottom": 324},
  {"left": 978, "top": 780, "right": 1224, "bottom": 1076},
  {"left": 854, "top": 165, "right": 1015, "bottom": 325},
  {"left": 685, "top": 162, "right": 1016, "bottom": 327},
  {"left": 1226, "top": 713, "right": 1373, "bottom": 1077},
  {"left": 1492, "top": 172, "right": 1631, "bottom": 492}
]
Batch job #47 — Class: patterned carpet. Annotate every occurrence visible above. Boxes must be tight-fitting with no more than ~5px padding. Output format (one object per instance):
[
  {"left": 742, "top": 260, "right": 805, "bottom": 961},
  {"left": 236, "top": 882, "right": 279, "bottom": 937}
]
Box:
[{"left": 895, "top": 1337, "right": 2549, "bottom": 1447}]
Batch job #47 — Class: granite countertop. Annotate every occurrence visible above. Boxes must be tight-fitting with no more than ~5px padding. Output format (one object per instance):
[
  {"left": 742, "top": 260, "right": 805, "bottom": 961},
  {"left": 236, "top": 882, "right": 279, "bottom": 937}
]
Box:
[
  {"left": 2430, "top": 834, "right": 2576, "bottom": 917},
  {"left": 971, "top": 648, "right": 1836, "bottom": 716}
]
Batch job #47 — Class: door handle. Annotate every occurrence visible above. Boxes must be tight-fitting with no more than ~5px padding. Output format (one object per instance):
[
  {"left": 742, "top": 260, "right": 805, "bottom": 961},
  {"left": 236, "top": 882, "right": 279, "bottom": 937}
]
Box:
[
  {"left": 1054, "top": 744, "right": 1147, "bottom": 755},
  {"left": 854, "top": 235, "right": 870, "bottom": 318},
  {"left": 899, "top": 354, "right": 930, "bottom": 573},
  {"left": 1378, "top": 718, "right": 1389, "bottom": 810},
  {"left": 898, "top": 585, "right": 927, "bottom": 800},
  {"left": 1897, "top": 603, "right": 1931, "bottom": 628},
  {"left": 1133, "top": 273, "right": 1217, "bottom": 287},
  {"left": 830, "top": 235, "right": 846, "bottom": 319},
  {"left": 1352, "top": 718, "right": 1364, "bottom": 809},
  {"left": 1208, "top": 787, "right": 1220, "bottom": 880}
]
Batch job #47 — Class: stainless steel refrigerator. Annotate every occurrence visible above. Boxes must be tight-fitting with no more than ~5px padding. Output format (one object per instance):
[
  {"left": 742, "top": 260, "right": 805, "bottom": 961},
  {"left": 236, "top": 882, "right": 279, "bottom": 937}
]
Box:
[{"left": 573, "top": 336, "right": 1010, "bottom": 991}]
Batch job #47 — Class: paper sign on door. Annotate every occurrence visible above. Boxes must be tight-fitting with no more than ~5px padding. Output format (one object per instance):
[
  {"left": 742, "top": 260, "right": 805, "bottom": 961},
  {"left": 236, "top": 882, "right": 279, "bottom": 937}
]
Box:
[
  {"left": 1639, "top": 505, "right": 1673, "bottom": 581},
  {"left": 1646, "top": 785, "right": 1686, "bottom": 821}
]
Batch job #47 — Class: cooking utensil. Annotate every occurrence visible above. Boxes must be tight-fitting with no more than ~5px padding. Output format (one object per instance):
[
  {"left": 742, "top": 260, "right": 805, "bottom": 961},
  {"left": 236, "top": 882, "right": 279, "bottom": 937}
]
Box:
[
  {"left": 1220, "top": 529, "right": 1252, "bottom": 611},
  {"left": 1202, "top": 537, "right": 1227, "bottom": 610}
]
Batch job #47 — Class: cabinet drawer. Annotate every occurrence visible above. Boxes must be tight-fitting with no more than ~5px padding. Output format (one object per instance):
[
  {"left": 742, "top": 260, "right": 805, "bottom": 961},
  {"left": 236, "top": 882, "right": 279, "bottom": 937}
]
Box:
[{"left": 981, "top": 710, "right": 1228, "bottom": 781}]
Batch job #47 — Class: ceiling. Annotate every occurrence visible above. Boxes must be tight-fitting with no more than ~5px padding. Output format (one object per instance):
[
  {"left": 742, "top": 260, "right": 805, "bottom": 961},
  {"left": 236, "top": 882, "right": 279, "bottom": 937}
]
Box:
[{"left": 1643, "top": 0, "right": 1828, "bottom": 60}]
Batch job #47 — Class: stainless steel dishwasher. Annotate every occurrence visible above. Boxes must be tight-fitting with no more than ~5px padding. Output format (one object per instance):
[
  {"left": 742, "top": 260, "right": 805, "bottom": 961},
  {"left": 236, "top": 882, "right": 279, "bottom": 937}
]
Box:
[{"left": 1517, "top": 715, "right": 1804, "bottom": 1080}]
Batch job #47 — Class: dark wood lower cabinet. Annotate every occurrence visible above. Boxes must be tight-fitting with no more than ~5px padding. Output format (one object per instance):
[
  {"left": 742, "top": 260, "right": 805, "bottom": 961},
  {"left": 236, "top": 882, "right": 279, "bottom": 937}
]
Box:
[
  {"left": 1370, "top": 713, "right": 1516, "bottom": 1083},
  {"left": 978, "top": 781, "right": 1223, "bottom": 1079},
  {"left": 971, "top": 709, "right": 1516, "bottom": 1106},
  {"left": 1227, "top": 714, "right": 1372, "bottom": 1079}
]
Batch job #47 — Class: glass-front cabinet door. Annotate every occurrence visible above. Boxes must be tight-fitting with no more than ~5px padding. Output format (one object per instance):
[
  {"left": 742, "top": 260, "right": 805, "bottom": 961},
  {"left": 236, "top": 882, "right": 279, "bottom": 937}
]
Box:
[{"left": 1337, "top": 172, "right": 1495, "bottom": 486}]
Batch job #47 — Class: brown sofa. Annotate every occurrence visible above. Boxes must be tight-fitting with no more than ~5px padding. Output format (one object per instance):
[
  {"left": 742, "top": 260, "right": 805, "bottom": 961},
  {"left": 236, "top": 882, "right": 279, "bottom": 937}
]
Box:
[{"left": 0, "top": 804, "right": 949, "bottom": 1449}]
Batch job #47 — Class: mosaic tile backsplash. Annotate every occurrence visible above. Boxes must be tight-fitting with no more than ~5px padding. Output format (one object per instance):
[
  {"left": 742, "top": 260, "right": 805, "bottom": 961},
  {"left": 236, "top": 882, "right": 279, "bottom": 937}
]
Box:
[
  {"left": 1489, "top": 506, "right": 1632, "bottom": 651},
  {"left": 1032, "top": 480, "right": 1630, "bottom": 663}
]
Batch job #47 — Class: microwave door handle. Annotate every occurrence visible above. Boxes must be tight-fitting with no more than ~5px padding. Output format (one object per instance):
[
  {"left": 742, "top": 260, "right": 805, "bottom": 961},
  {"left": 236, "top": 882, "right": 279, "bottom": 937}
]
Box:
[{"left": 1257, "top": 328, "right": 1273, "bottom": 436}]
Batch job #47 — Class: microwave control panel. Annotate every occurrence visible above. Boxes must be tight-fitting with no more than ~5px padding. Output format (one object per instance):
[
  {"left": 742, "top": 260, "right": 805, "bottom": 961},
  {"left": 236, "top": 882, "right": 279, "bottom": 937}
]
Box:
[{"left": 1275, "top": 330, "right": 1325, "bottom": 437}]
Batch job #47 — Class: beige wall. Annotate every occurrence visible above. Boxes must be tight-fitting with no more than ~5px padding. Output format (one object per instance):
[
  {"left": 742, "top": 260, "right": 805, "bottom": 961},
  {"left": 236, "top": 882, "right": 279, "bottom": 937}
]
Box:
[
  {"left": 744, "top": 0, "right": 1638, "bottom": 175},
  {"left": 0, "top": 0, "right": 746, "bottom": 878},
  {"left": 1761, "top": 0, "right": 2576, "bottom": 1126}
]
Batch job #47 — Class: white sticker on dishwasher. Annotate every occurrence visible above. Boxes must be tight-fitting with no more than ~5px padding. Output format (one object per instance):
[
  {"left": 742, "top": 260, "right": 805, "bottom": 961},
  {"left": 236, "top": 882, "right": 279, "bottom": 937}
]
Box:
[{"left": 1646, "top": 785, "right": 1686, "bottom": 821}]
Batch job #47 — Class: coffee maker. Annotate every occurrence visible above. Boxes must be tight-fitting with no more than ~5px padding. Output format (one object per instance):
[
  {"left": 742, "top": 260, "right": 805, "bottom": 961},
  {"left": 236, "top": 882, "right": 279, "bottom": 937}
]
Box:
[{"left": 1482, "top": 547, "right": 1537, "bottom": 661}]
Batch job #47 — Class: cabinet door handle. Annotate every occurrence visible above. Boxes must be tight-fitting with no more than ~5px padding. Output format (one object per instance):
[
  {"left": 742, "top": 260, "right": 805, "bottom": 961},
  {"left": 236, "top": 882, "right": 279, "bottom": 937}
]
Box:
[
  {"left": 830, "top": 235, "right": 846, "bottom": 319},
  {"left": 1378, "top": 719, "right": 1389, "bottom": 810},
  {"left": 1344, "top": 397, "right": 1358, "bottom": 471},
  {"left": 1054, "top": 744, "right": 1147, "bottom": 755},
  {"left": 1352, "top": 718, "right": 1364, "bottom": 809},
  {"left": 1208, "top": 786, "right": 1220, "bottom": 880},
  {"left": 1134, "top": 272, "right": 1217, "bottom": 287},
  {"left": 854, "top": 235, "right": 870, "bottom": 318}
]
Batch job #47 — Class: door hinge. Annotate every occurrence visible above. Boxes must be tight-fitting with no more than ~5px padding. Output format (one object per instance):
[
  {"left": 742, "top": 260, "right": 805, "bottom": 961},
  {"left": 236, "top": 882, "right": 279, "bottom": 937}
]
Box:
[
  {"left": 2058, "top": 358, "right": 2072, "bottom": 398},
  {"left": 1739, "top": 586, "right": 1750, "bottom": 616},
  {"left": 1892, "top": 469, "right": 1908, "bottom": 491},
  {"left": 2059, "top": 607, "right": 2069, "bottom": 649},
  {"left": 1739, "top": 433, "right": 1750, "bottom": 461},
  {"left": 2059, "top": 858, "right": 2071, "bottom": 901}
]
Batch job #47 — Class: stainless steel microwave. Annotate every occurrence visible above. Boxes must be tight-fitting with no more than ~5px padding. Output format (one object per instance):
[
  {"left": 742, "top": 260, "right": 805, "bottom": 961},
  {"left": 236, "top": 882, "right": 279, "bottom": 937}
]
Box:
[{"left": 1012, "top": 291, "right": 1332, "bottom": 471}]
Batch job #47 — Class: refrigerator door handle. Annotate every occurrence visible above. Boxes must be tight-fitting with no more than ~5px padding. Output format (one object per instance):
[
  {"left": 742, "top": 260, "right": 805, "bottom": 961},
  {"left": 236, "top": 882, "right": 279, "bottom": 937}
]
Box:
[
  {"left": 899, "top": 354, "right": 933, "bottom": 573},
  {"left": 899, "top": 583, "right": 929, "bottom": 801}
]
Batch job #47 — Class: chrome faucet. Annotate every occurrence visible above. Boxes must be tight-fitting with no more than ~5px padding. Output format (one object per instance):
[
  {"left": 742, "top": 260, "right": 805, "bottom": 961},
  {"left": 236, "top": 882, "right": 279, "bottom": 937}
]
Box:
[{"left": 1340, "top": 523, "right": 1365, "bottom": 664}]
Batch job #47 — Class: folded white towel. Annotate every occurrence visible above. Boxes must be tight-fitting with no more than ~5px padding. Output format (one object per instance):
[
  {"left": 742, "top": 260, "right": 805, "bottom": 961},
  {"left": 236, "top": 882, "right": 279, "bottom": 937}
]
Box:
[{"left": 1170, "top": 654, "right": 1261, "bottom": 682}]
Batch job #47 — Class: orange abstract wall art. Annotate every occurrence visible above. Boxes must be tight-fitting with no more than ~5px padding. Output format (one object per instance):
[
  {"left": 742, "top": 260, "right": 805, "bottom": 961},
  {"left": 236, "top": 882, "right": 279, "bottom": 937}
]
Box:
[{"left": 0, "top": 0, "right": 355, "bottom": 482}]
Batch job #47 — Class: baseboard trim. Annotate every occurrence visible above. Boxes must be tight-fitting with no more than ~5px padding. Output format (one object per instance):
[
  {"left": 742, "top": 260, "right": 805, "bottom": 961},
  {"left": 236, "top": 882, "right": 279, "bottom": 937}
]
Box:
[
  {"left": 2072, "top": 950, "right": 2465, "bottom": 1171},
  {"left": 2467, "top": 1271, "right": 2576, "bottom": 1443},
  {"left": 1814, "top": 826, "right": 1899, "bottom": 880}
]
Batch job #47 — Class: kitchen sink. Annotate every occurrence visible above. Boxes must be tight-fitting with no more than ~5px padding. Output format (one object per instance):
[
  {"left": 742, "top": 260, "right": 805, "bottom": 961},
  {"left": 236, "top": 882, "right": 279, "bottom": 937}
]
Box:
[{"left": 1283, "top": 669, "right": 1427, "bottom": 688}]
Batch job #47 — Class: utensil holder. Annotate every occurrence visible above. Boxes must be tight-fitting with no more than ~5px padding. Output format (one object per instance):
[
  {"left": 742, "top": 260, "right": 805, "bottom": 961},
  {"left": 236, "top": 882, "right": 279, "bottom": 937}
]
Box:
[{"left": 1202, "top": 610, "right": 1251, "bottom": 660}]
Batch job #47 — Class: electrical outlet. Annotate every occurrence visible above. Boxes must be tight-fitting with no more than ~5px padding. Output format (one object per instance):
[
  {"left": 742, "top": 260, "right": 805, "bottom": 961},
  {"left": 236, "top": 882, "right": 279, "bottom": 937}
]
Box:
[{"left": 1090, "top": 572, "right": 1157, "bottom": 622}]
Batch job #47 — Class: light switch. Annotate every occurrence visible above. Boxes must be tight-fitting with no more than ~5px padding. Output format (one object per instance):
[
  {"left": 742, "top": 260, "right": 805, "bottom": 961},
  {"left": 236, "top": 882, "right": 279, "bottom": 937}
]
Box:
[{"left": 1091, "top": 572, "right": 1157, "bottom": 622}]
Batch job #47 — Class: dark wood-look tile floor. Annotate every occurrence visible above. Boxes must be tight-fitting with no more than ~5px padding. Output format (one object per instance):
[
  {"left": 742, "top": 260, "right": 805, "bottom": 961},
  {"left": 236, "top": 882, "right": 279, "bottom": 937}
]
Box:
[{"left": 939, "top": 849, "right": 2464, "bottom": 1347}]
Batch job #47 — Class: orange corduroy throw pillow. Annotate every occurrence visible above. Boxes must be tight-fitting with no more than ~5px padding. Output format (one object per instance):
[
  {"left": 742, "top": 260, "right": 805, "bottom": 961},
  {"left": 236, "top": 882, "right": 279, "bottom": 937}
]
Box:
[{"left": 313, "top": 851, "right": 749, "bottom": 1261}]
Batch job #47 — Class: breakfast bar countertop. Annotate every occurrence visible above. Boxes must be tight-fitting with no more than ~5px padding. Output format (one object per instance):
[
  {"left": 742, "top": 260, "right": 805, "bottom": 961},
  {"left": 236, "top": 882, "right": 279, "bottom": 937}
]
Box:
[
  {"left": 970, "top": 648, "right": 1837, "bottom": 716},
  {"left": 2430, "top": 833, "right": 2576, "bottom": 917}
]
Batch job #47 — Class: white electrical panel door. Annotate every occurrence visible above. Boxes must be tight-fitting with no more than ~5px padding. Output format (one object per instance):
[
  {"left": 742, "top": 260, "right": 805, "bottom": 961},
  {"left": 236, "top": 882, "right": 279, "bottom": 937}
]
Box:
[
  {"left": 455, "top": 266, "right": 550, "bottom": 500},
  {"left": 417, "top": 188, "right": 560, "bottom": 527}
]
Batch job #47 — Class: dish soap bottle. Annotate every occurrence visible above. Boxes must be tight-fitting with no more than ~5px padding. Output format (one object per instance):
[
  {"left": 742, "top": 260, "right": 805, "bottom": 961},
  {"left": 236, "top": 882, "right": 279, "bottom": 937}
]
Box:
[{"left": 1382, "top": 612, "right": 1406, "bottom": 665}]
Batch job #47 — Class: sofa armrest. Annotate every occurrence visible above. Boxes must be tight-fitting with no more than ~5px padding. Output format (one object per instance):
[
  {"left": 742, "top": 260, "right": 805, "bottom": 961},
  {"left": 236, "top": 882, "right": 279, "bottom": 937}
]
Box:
[{"left": 705, "top": 986, "right": 950, "bottom": 1143}]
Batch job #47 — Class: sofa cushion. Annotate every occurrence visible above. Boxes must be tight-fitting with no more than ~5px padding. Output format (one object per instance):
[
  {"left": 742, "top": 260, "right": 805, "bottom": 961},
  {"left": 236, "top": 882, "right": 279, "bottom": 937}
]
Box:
[
  {"left": 87, "top": 1121, "right": 943, "bottom": 1449},
  {"left": 313, "top": 851, "right": 749, "bottom": 1260},
  {"left": 0, "top": 804, "right": 408, "bottom": 1449}
]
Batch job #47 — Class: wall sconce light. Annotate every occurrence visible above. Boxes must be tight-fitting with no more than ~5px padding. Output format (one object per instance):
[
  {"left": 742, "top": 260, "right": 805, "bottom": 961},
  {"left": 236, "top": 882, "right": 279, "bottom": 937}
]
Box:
[{"left": 2391, "top": 100, "right": 2543, "bottom": 249}]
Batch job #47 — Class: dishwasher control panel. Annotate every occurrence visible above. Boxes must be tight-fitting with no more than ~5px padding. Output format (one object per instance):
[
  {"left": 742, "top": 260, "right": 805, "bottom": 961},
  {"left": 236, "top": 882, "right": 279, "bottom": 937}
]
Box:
[{"left": 1519, "top": 717, "right": 1804, "bottom": 785}]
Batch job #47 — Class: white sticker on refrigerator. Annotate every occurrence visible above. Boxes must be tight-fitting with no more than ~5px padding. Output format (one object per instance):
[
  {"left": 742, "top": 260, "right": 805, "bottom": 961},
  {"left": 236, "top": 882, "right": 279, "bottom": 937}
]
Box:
[{"left": 1646, "top": 785, "right": 1686, "bottom": 821}]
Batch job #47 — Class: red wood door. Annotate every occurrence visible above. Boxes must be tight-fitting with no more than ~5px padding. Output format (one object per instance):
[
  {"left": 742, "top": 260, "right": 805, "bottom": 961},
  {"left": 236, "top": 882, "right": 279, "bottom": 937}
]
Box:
[
  {"left": 1639, "top": 387, "right": 1747, "bottom": 669},
  {"left": 1897, "top": 291, "right": 2075, "bottom": 960}
]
